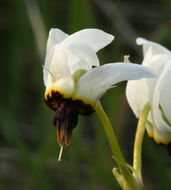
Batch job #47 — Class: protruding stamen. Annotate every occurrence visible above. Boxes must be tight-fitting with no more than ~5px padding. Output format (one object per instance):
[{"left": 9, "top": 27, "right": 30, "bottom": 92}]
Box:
[{"left": 58, "top": 146, "right": 63, "bottom": 161}]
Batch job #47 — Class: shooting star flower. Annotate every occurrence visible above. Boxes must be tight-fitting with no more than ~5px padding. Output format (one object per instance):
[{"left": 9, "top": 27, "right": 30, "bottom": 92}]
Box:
[
  {"left": 43, "top": 28, "right": 154, "bottom": 152},
  {"left": 126, "top": 38, "right": 171, "bottom": 145}
]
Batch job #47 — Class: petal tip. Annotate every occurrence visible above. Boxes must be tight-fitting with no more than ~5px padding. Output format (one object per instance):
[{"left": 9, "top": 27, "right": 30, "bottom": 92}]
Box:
[
  {"left": 48, "top": 28, "right": 59, "bottom": 37},
  {"left": 107, "top": 33, "right": 115, "bottom": 43},
  {"left": 110, "top": 34, "right": 115, "bottom": 40}
]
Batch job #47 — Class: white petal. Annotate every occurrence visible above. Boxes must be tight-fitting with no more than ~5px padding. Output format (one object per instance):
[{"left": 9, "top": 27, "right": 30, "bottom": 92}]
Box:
[
  {"left": 46, "top": 28, "right": 68, "bottom": 53},
  {"left": 151, "top": 62, "right": 171, "bottom": 143},
  {"left": 44, "top": 45, "right": 74, "bottom": 96},
  {"left": 67, "top": 54, "right": 92, "bottom": 75},
  {"left": 159, "top": 59, "right": 171, "bottom": 124},
  {"left": 43, "top": 47, "right": 55, "bottom": 86},
  {"left": 136, "top": 37, "right": 171, "bottom": 56},
  {"left": 126, "top": 79, "right": 149, "bottom": 118},
  {"left": 43, "top": 29, "right": 68, "bottom": 86},
  {"left": 45, "top": 77, "right": 74, "bottom": 98},
  {"left": 47, "top": 45, "right": 70, "bottom": 76},
  {"left": 62, "top": 28, "right": 114, "bottom": 52},
  {"left": 144, "top": 55, "right": 171, "bottom": 107},
  {"left": 74, "top": 63, "right": 155, "bottom": 106},
  {"left": 67, "top": 42, "right": 99, "bottom": 67},
  {"left": 141, "top": 47, "right": 153, "bottom": 66},
  {"left": 126, "top": 55, "right": 170, "bottom": 119}
]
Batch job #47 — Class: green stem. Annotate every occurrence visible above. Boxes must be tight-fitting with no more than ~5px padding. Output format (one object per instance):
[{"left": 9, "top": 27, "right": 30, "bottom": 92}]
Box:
[
  {"left": 133, "top": 103, "right": 150, "bottom": 177},
  {"left": 96, "top": 101, "right": 125, "bottom": 164},
  {"left": 96, "top": 101, "right": 138, "bottom": 190}
]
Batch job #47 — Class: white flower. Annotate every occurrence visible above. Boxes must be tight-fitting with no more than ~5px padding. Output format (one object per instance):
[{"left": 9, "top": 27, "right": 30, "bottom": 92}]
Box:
[
  {"left": 43, "top": 28, "right": 154, "bottom": 147},
  {"left": 126, "top": 38, "right": 171, "bottom": 144}
]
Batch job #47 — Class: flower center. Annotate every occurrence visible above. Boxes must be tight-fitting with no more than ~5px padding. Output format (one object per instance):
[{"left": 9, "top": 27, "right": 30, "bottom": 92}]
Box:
[
  {"left": 44, "top": 90, "right": 95, "bottom": 146},
  {"left": 45, "top": 90, "right": 95, "bottom": 115},
  {"left": 52, "top": 101, "right": 78, "bottom": 147}
]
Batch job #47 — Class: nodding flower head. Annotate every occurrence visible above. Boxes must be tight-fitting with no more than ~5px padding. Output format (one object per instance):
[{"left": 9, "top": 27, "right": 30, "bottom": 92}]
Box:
[{"left": 43, "top": 28, "right": 155, "bottom": 148}]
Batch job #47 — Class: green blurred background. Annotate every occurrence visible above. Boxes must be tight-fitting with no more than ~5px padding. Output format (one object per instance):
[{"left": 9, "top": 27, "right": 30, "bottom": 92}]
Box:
[{"left": 0, "top": 0, "right": 171, "bottom": 189}]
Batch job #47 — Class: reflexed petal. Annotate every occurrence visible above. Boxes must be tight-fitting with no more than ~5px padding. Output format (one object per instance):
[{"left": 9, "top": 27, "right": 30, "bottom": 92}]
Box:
[
  {"left": 62, "top": 29, "right": 114, "bottom": 52},
  {"left": 151, "top": 62, "right": 171, "bottom": 144},
  {"left": 67, "top": 42, "right": 99, "bottom": 67},
  {"left": 47, "top": 28, "right": 68, "bottom": 53},
  {"left": 136, "top": 37, "right": 171, "bottom": 56},
  {"left": 74, "top": 63, "right": 155, "bottom": 106}
]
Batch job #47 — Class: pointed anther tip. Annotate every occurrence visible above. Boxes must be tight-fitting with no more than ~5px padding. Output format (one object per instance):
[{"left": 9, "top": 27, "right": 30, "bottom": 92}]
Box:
[{"left": 58, "top": 146, "right": 64, "bottom": 161}]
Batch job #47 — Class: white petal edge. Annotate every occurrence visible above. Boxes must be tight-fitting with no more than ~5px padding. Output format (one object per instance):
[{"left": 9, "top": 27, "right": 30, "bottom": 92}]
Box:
[
  {"left": 62, "top": 28, "right": 114, "bottom": 52},
  {"left": 151, "top": 61, "right": 171, "bottom": 144},
  {"left": 136, "top": 37, "right": 171, "bottom": 56},
  {"left": 74, "top": 63, "right": 155, "bottom": 106}
]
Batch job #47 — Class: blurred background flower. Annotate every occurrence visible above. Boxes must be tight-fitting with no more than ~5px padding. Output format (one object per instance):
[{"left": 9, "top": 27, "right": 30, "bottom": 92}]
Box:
[
  {"left": 126, "top": 38, "right": 171, "bottom": 145},
  {"left": 0, "top": 0, "right": 171, "bottom": 189}
]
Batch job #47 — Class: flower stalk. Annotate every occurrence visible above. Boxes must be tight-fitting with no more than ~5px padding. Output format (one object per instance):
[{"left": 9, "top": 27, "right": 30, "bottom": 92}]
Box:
[
  {"left": 96, "top": 101, "right": 140, "bottom": 190},
  {"left": 133, "top": 103, "right": 150, "bottom": 182}
]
